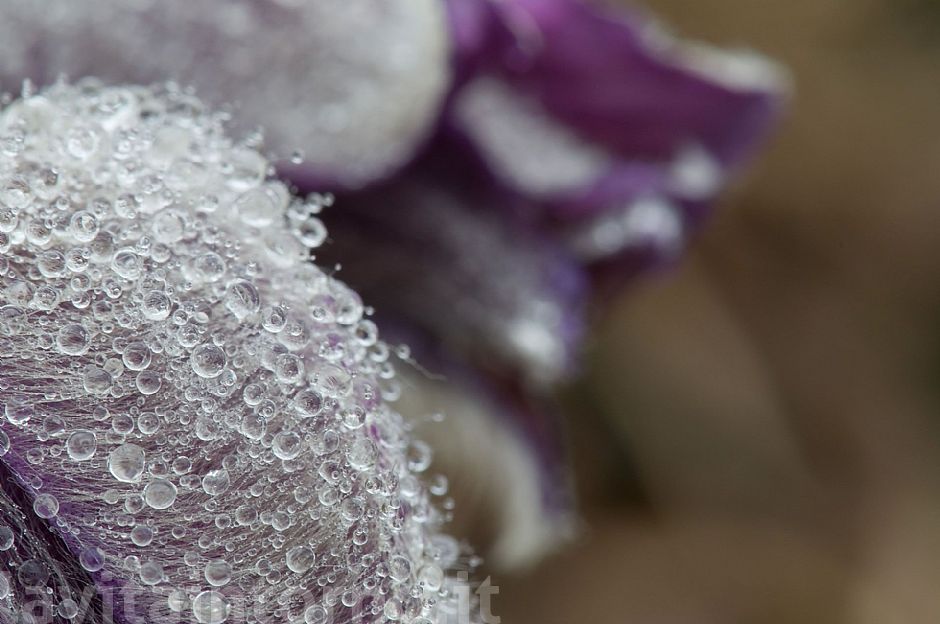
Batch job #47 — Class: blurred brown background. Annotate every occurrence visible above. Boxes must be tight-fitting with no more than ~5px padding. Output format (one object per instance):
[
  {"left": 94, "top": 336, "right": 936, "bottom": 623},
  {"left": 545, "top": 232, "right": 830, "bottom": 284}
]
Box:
[{"left": 497, "top": 0, "right": 940, "bottom": 621}]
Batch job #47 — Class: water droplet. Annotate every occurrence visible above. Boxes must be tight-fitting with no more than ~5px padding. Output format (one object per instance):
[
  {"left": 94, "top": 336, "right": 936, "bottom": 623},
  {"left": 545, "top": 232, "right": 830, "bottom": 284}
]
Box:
[
  {"left": 388, "top": 555, "right": 412, "bottom": 582},
  {"left": 136, "top": 371, "right": 162, "bottom": 395},
  {"left": 55, "top": 323, "right": 90, "bottom": 355},
  {"left": 79, "top": 547, "right": 106, "bottom": 572},
  {"left": 143, "top": 478, "right": 177, "bottom": 509},
  {"left": 202, "top": 468, "right": 230, "bottom": 496},
  {"left": 68, "top": 210, "right": 99, "bottom": 242},
  {"left": 204, "top": 559, "right": 232, "bottom": 587},
  {"left": 65, "top": 125, "right": 100, "bottom": 159},
  {"left": 192, "top": 590, "right": 229, "bottom": 624},
  {"left": 191, "top": 344, "right": 226, "bottom": 378},
  {"left": 130, "top": 524, "right": 154, "bottom": 547},
  {"left": 296, "top": 217, "right": 326, "bottom": 249},
  {"left": 5, "top": 401, "right": 34, "bottom": 426},
  {"left": 346, "top": 438, "right": 376, "bottom": 471},
  {"left": 111, "top": 248, "right": 142, "bottom": 280},
  {"left": 189, "top": 252, "right": 226, "bottom": 283},
  {"left": 234, "top": 187, "right": 277, "bottom": 227},
  {"left": 223, "top": 280, "right": 260, "bottom": 320},
  {"left": 32, "top": 498, "right": 58, "bottom": 528},
  {"left": 141, "top": 290, "right": 171, "bottom": 320},
  {"left": 0, "top": 526, "right": 13, "bottom": 550},
  {"left": 139, "top": 560, "right": 164, "bottom": 585},
  {"left": 418, "top": 564, "right": 444, "bottom": 590},
  {"left": 151, "top": 208, "right": 185, "bottom": 243},
  {"left": 18, "top": 559, "right": 49, "bottom": 588},
  {"left": 260, "top": 305, "right": 287, "bottom": 333},
  {"left": 304, "top": 605, "right": 328, "bottom": 624},
  {"left": 82, "top": 365, "right": 112, "bottom": 395},
  {"left": 285, "top": 546, "right": 315, "bottom": 574},
  {"left": 292, "top": 388, "right": 323, "bottom": 418},
  {"left": 57, "top": 598, "right": 80, "bottom": 620},
  {"left": 274, "top": 353, "right": 304, "bottom": 385},
  {"left": 168, "top": 589, "right": 189, "bottom": 613},
  {"left": 272, "top": 431, "right": 302, "bottom": 460},
  {"left": 122, "top": 342, "right": 152, "bottom": 371},
  {"left": 108, "top": 443, "right": 146, "bottom": 483},
  {"left": 66, "top": 429, "right": 97, "bottom": 461}
]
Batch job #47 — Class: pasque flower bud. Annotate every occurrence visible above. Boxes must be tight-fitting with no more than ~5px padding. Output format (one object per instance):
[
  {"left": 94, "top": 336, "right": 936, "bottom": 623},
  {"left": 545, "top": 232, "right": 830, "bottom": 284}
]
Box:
[
  {"left": 0, "top": 81, "right": 472, "bottom": 624},
  {"left": 0, "top": 0, "right": 450, "bottom": 188}
]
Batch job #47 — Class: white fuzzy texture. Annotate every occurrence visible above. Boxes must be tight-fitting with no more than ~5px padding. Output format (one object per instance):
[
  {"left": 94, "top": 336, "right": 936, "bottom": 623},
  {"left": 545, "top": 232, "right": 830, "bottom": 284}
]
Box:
[
  {"left": 0, "top": 81, "right": 471, "bottom": 624},
  {"left": 0, "top": 0, "right": 451, "bottom": 187}
]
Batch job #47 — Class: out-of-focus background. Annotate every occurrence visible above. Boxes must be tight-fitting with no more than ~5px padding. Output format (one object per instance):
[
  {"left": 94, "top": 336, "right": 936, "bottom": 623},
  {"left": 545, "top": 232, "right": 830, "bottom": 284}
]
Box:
[{"left": 496, "top": 0, "right": 940, "bottom": 621}]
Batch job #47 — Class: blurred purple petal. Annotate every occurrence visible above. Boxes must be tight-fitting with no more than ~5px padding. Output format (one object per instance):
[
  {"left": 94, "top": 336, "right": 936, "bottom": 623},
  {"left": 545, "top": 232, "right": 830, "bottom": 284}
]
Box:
[
  {"left": 306, "top": 0, "right": 784, "bottom": 570},
  {"left": 396, "top": 362, "right": 575, "bottom": 570},
  {"left": 447, "top": 0, "right": 787, "bottom": 264},
  {"left": 308, "top": 133, "right": 588, "bottom": 385}
]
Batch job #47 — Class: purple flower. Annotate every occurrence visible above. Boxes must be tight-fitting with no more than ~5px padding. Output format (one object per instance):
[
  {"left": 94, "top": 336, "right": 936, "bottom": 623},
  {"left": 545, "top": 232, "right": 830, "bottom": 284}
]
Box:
[
  {"left": 306, "top": 0, "right": 786, "bottom": 377},
  {"left": 305, "top": 0, "right": 785, "bottom": 565},
  {"left": 0, "top": 82, "right": 476, "bottom": 624},
  {"left": 448, "top": 0, "right": 786, "bottom": 269},
  {"left": 0, "top": 0, "right": 786, "bottom": 571}
]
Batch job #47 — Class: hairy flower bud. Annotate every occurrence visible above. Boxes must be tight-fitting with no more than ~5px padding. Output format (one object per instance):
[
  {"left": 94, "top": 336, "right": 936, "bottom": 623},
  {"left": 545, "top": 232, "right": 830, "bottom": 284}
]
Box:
[
  {"left": 0, "top": 0, "right": 450, "bottom": 188},
  {"left": 0, "top": 81, "right": 473, "bottom": 624}
]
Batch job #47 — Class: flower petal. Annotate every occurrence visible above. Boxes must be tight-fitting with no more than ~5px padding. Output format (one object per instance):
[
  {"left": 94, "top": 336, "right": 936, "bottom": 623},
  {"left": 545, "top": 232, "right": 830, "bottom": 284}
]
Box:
[
  {"left": 396, "top": 364, "right": 575, "bottom": 571},
  {"left": 310, "top": 134, "right": 588, "bottom": 386},
  {"left": 447, "top": 0, "right": 787, "bottom": 264}
]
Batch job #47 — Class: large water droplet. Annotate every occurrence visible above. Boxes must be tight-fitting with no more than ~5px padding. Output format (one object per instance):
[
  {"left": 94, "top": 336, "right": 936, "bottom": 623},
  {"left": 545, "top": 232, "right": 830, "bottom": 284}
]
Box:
[
  {"left": 56, "top": 323, "right": 89, "bottom": 355},
  {"left": 130, "top": 524, "right": 154, "bottom": 547},
  {"left": 0, "top": 526, "right": 13, "bottom": 550},
  {"left": 66, "top": 429, "right": 97, "bottom": 461},
  {"left": 223, "top": 280, "right": 260, "bottom": 320},
  {"left": 108, "top": 443, "right": 146, "bottom": 483},
  {"left": 141, "top": 290, "right": 171, "bottom": 320},
  {"left": 5, "top": 401, "right": 34, "bottom": 426},
  {"left": 79, "top": 547, "right": 106, "bottom": 572},
  {"left": 272, "top": 431, "right": 302, "bottom": 460},
  {"left": 204, "top": 559, "right": 232, "bottom": 587},
  {"left": 143, "top": 478, "right": 177, "bottom": 509},
  {"left": 285, "top": 546, "right": 315, "bottom": 574},
  {"left": 202, "top": 468, "right": 230, "bottom": 496},
  {"left": 191, "top": 344, "right": 226, "bottom": 378},
  {"left": 304, "top": 606, "right": 328, "bottom": 624},
  {"left": 82, "top": 365, "right": 112, "bottom": 395},
  {"left": 192, "top": 590, "right": 229, "bottom": 624},
  {"left": 32, "top": 493, "right": 59, "bottom": 519},
  {"left": 346, "top": 438, "right": 376, "bottom": 471},
  {"left": 292, "top": 388, "right": 323, "bottom": 419},
  {"left": 122, "top": 342, "right": 152, "bottom": 371}
]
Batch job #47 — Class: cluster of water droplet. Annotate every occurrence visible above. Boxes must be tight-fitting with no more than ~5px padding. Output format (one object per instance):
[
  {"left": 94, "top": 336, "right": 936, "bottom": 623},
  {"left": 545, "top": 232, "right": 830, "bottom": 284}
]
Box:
[
  {"left": 0, "top": 81, "right": 473, "bottom": 624},
  {"left": 0, "top": 0, "right": 449, "bottom": 187}
]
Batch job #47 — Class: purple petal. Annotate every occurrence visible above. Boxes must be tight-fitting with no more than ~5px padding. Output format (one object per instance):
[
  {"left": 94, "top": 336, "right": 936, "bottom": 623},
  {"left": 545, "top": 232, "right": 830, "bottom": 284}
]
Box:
[
  {"left": 454, "top": 0, "right": 785, "bottom": 170},
  {"left": 395, "top": 359, "right": 575, "bottom": 570},
  {"left": 447, "top": 0, "right": 787, "bottom": 264},
  {"left": 307, "top": 132, "right": 588, "bottom": 387}
]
